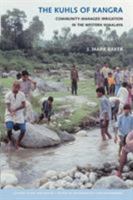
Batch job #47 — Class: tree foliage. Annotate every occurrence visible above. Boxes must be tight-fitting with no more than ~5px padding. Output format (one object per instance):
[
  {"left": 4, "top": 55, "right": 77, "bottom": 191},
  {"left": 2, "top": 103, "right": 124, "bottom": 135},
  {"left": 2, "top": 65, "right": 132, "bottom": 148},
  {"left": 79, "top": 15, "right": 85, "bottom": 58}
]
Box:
[
  {"left": 0, "top": 9, "right": 44, "bottom": 50},
  {"left": 0, "top": 9, "right": 133, "bottom": 68}
]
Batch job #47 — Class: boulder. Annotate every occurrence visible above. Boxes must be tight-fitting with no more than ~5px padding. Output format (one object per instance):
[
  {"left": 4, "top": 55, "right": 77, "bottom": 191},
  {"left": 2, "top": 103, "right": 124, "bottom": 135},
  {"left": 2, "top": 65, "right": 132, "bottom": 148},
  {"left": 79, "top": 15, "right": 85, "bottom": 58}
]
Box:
[
  {"left": 45, "top": 81, "right": 67, "bottom": 92},
  {"left": 34, "top": 78, "right": 46, "bottom": 92},
  {"left": 50, "top": 175, "right": 58, "bottom": 181},
  {"left": 4, "top": 185, "right": 24, "bottom": 189},
  {"left": 127, "top": 172, "right": 133, "bottom": 179},
  {"left": 0, "top": 153, "right": 10, "bottom": 170},
  {"left": 44, "top": 170, "right": 57, "bottom": 179},
  {"left": 75, "top": 172, "right": 84, "bottom": 179},
  {"left": 39, "top": 178, "right": 49, "bottom": 187},
  {"left": 80, "top": 185, "right": 86, "bottom": 189},
  {"left": 35, "top": 78, "right": 67, "bottom": 92},
  {"left": 80, "top": 174, "right": 89, "bottom": 184},
  {"left": 1, "top": 170, "right": 18, "bottom": 188},
  {"left": 64, "top": 182, "right": 74, "bottom": 189},
  {"left": 85, "top": 183, "right": 93, "bottom": 189},
  {"left": 93, "top": 176, "right": 128, "bottom": 189},
  {"left": 3, "top": 185, "right": 16, "bottom": 189},
  {"left": 89, "top": 172, "right": 97, "bottom": 184},
  {"left": 127, "top": 161, "right": 133, "bottom": 170},
  {"left": 125, "top": 180, "right": 133, "bottom": 188},
  {"left": 58, "top": 131, "right": 75, "bottom": 143},
  {"left": 2, "top": 72, "right": 9, "bottom": 78},
  {"left": 67, "top": 167, "right": 77, "bottom": 177},
  {"left": 13, "top": 123, "right": 61, "bottom": 148},
  {"left": 76, "top": 130, "right": 88, "bottom": 137},
  {"left": 123, "top": 166, "right": 130, "bottom": 173},
  {"left": 56, "top": 180, "right": 68, "bottom": 188},
  {"left": 63, "top": 176, "right": 73, "bottom": 183},
  {"left": 9, "top": 70, "right": 17, "bottom": 78},
  {"left": 39, "top": 181, "right": 55, "bottom": 189},
  {"left": 32, "top": 88, "right": 41, "bottom": 97},
  {"left": 127, "top": 153, "right": 133, "bottom": 162},
  {"left": 87, "top": 101, "right": 97, "bottom": 108},
  {"left": 13, "top": 123, "right": 75, "bottom": 148},
  {"left": 58, "top": 172, "right": 68, "bottom": 179}
]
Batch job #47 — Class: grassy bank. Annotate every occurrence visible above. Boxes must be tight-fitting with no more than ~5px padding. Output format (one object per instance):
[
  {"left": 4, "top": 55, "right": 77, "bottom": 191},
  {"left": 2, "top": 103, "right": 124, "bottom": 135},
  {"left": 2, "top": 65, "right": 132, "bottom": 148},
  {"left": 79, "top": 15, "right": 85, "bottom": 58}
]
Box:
[{"left": 0, "top": 76, "right": 98, "bottom": 139}]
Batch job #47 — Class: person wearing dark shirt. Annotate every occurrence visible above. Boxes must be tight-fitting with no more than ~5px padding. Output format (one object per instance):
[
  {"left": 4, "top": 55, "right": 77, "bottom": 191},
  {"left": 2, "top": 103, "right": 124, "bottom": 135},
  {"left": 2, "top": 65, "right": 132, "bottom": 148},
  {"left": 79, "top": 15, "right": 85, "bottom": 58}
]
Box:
[
  {"left": 71, "top": 65, "right": 79, "bottom": 95},
  {"left": 39, "top": 96, "right": 54, "bottom": 123}
]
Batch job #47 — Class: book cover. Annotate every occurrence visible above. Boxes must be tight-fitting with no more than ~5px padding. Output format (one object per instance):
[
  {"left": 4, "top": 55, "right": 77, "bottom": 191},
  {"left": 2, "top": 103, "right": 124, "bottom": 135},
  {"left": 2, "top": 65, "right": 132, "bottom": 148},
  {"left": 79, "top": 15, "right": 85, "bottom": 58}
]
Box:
[{"left": 0, "top": 1, "right": 133, "bottom": 200}]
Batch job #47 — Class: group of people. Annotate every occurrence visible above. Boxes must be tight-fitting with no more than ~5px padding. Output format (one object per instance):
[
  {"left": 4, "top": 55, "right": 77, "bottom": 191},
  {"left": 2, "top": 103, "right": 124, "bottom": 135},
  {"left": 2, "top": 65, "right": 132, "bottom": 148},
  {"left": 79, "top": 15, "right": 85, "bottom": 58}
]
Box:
[
  {"left": 96, "top": 64, "right": 133, "bottom": 178},
  {"left": 95, "top": 64, "right": 133, "bottom": 97},
  {"left": 4, "top": 65, "right": 133, "bottom": 179},
  {"left": 4, "top": 70, "right": 54, "bottom": 149},
  {"left": 4, "top": 66, "right": 80, "bottom": 150}
]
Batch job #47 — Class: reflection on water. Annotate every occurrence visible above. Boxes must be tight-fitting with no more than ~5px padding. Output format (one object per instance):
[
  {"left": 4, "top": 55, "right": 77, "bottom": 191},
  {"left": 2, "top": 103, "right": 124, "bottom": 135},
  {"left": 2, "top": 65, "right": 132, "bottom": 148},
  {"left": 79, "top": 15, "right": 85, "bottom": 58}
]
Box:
[{"left": 1, "top": 129, "right": 119, "bottom": 187}]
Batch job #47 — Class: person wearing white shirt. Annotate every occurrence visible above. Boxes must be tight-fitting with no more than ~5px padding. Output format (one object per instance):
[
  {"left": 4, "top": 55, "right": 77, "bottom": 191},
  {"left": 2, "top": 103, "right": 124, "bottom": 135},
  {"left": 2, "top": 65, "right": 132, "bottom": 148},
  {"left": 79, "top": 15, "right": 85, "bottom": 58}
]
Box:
[
  {"left": 5, "top": 81, "right": 26, "bottom": 149},
  {"left": 117, "top": 82, "right": 129, "bottom": 114},
  {"left": 100, "top": 63, "right": 112, "bottom": 95}
]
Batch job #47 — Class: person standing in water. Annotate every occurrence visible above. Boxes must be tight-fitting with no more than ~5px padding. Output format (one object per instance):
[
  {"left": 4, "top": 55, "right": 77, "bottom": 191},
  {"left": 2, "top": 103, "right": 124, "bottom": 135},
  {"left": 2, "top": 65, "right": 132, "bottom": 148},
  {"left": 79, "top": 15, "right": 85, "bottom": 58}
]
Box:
[
  {"left": 117, "top": 82, "right": 129, "bottom": 114},
  {"left": 115, "top": 104, "right": 133, "bottom": 156},
  {"left": 96, "top": 87, "right": 112, "bottom": 141},
  {"left": 116, "top": 130, "right": 133, "bottom": 178}
]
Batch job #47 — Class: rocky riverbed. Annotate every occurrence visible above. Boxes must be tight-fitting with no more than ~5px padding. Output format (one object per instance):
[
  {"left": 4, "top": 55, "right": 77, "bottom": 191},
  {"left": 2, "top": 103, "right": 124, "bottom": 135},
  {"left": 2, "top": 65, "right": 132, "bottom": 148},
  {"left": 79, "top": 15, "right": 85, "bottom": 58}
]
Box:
[
  {"left": 1, "top": 155, "right": 133, "bottom": 189},
  {"left": 1, "top": 129, "right": 133, "bottom": 189},
  {"left": 35, "top": 156, "right": 133, "bottom": 189}
]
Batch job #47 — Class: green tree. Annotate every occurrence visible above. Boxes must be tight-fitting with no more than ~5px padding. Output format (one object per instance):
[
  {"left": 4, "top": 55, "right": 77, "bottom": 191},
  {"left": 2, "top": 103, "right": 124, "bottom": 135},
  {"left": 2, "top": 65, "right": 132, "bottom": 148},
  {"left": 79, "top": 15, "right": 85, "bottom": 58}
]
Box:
[{"left": 1, "top": 9, "right": 27, "bottom": 50}]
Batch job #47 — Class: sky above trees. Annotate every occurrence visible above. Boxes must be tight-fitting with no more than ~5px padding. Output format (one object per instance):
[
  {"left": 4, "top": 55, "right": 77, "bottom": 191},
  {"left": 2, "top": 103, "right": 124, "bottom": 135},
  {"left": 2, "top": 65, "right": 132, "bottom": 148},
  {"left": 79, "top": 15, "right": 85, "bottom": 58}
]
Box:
[{"left": 0, "top": 0, "right": 133, "bottom": 40}]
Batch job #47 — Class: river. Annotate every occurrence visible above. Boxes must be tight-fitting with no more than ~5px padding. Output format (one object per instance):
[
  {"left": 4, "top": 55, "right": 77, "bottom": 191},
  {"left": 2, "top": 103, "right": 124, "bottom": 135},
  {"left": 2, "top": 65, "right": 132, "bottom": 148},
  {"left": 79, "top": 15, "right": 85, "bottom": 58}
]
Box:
[{"left": 1, "top": 128, "right": 119, "bottom": 188}]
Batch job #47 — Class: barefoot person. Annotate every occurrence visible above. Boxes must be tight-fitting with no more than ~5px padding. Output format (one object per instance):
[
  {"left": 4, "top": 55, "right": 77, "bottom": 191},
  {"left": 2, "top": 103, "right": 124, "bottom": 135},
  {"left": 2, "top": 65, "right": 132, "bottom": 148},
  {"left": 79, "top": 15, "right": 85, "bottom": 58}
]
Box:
[
  {"left": 5, "top": 81, "right": 26, "bottom": 149},
  {"left": 116, "top": 130, "right": 133, "bottom": 178},
  {"left": 39, "top": 96, "right": 54, "bottom": 123},
  {"left": 115, "top": 104, "right": 133, "bottom": 156},
  {"left": 96, "top": 87, "right": 112, "bottom": 141}
]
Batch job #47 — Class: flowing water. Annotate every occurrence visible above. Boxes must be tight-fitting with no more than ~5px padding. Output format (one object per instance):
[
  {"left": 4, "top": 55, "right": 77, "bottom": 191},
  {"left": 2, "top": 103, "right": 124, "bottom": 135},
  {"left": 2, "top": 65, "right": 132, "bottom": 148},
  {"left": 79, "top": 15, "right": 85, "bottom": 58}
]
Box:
[{"left": 1, "top": 129, "right": 119, "bottom": 188}]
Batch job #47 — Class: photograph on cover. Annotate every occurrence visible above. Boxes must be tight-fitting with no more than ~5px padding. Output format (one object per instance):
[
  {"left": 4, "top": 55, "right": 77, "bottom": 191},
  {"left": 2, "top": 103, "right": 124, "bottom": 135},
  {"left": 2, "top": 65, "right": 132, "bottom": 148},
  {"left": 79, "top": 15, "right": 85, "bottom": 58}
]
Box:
[{"left": 0, "top": 0, "right": 133, "bottom": 191}]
